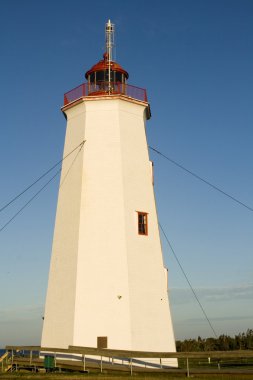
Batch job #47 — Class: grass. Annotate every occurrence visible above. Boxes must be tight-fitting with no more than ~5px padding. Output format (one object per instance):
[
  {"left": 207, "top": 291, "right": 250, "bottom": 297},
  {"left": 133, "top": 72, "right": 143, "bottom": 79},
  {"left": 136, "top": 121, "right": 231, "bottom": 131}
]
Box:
[
  {"left": 1, "top": 355, "right": 252, "bottom": 380},
  {"left": 1, "top": 372, "right": 253, "bottom": 380}
]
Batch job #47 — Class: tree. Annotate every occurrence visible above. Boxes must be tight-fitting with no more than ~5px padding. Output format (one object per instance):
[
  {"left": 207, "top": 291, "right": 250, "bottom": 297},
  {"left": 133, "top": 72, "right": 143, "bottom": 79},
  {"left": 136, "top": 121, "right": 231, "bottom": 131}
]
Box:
[{"left": 176, "top": 329, "right": 253, "bottom": 352}]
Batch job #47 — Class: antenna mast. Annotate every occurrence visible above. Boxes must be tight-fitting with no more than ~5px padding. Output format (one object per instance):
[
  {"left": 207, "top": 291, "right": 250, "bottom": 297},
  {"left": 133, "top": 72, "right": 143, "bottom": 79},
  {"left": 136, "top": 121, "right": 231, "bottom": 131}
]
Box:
[{"left": 105, "top": 19, "right": 115, "bottom": 93}]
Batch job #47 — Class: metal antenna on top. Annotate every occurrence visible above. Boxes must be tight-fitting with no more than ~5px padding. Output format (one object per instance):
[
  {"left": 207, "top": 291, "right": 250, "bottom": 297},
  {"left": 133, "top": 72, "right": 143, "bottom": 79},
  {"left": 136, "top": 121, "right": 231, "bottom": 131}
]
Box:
[{"left": 105, "top": 19, "right": 115, "bottom": 92}]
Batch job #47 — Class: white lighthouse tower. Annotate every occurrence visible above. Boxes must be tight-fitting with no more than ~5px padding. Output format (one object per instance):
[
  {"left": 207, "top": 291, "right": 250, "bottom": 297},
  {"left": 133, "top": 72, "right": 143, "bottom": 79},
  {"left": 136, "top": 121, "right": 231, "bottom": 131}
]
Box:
[{"left": 41, "top": 20, "right": 176, "bottom": 362}]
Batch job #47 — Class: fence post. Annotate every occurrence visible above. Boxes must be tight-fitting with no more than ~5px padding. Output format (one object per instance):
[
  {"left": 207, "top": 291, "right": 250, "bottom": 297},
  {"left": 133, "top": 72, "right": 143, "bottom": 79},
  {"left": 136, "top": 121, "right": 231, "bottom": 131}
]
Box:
[
  {"left": 30, "top": 351, "right": 32, "bottom": 365},
  {"left": 186, "top": 357, "right": 190, "bottom": 377},
  {"left": 100, "top": 356, "right": 103, "bottom": 373},
  {"left": 130, "top": 358, "right": 133, "bottom": 376},
  {"left": 82, "top": 355, "right": 85, "bottom": 371}
]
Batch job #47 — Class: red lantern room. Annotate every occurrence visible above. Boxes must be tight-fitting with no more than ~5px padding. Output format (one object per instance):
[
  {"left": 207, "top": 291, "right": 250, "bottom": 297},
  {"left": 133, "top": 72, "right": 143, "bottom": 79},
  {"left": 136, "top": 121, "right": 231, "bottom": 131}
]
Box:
[
  {"left": 85, "top": 52, "right": 129, "bottom": 86},
  {"left": 85, "top": 20, "right": 128, "bottom": 96},
  {"left": 84, "top": 52, "right": 129, "bottom": 96},
  {"left": 63, "top": 20, "right": 148, "bottom": 110}
]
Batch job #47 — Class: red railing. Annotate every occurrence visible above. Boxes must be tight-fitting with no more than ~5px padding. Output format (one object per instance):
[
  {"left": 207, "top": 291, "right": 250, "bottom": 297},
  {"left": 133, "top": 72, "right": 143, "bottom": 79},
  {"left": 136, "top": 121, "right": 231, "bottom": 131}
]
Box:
[{"left": 63, "top": 82, "right": 148, "bottom": 106}]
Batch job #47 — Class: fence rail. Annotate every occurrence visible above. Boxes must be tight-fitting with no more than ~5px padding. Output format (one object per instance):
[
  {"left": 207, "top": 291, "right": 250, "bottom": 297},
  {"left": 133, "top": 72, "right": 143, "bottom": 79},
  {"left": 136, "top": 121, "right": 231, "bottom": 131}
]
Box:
[
  {"left": 0, "top": 351, "right": 11, "bottom": 372},
  {"left": 4, "top": 345, "right": 253, "bottom": 377},
  {"left": 63, "top": 82, "right": 148, "bottom": 106}
]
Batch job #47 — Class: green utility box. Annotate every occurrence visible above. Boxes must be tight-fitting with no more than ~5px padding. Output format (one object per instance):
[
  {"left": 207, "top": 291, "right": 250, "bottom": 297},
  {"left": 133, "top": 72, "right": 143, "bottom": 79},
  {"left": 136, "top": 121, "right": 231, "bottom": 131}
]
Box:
[{"left": 44, "top": 355, "right": 54, "bottom": 371}]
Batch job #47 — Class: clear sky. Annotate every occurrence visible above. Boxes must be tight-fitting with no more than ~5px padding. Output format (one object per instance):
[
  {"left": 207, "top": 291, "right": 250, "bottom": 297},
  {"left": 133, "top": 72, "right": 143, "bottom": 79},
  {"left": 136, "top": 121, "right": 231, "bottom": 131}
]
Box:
[{"left": 0, "top": 0, "right": 252, "bottom": 347}]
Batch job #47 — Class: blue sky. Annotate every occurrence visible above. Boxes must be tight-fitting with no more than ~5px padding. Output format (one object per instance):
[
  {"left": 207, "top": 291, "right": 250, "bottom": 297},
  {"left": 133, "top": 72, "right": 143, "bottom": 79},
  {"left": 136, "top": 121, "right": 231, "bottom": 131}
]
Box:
[{"left": 0, "top": 0, "right": 252, "bottom": 346}]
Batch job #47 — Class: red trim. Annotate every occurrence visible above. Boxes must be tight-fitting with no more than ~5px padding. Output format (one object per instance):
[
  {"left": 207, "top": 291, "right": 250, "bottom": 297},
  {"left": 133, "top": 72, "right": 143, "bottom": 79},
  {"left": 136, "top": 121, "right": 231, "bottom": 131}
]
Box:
[{"left": 63, "top": 82, "right": 148, "bottom": 106}]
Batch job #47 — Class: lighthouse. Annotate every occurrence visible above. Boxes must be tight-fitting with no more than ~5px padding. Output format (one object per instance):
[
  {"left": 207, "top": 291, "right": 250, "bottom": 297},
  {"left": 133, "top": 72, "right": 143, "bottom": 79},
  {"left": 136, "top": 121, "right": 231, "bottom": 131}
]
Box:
[{"left": 41, "top": 20, "right": 176, "bottom": 363}]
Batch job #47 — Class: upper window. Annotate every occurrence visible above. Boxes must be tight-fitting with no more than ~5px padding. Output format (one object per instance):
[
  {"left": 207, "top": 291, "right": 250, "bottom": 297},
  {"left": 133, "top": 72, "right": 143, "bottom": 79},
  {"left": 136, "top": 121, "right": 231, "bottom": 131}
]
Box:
[{"left": 138, "top": 212, "right": 148, "bottom": 235}]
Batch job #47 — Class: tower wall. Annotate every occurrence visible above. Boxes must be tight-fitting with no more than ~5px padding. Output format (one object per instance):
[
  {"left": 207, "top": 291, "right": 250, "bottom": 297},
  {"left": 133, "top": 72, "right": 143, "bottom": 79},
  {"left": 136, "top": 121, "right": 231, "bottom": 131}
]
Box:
[
  {"left": 41, "top": 96, "right": 176, "bottom": 354},
  {"left": 118, "top": 100, "right": 176, "bottom": 352},
  {"left": 41, "top": 103, "right": 86, "bottom": 348},
  {"left": 73, "top": 98, "right": 132, "bottom": 349}
]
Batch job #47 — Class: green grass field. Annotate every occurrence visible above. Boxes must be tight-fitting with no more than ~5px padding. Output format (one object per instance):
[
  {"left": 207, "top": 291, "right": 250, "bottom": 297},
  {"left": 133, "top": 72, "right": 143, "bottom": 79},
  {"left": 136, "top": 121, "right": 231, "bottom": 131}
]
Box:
[{"left": 1, "top": 372, "right": 253, "bottom": 380}]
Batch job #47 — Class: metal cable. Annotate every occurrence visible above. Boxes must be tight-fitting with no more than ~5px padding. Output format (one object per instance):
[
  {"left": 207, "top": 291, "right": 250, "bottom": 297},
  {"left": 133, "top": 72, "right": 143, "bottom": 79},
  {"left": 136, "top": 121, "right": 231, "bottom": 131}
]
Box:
[
  {"left": 149, "top": 146, "right": 253, "bottom": 213},
  {"left": 159, "top": 222, "right": 218, "bottom": 338},
  {"left": 0, "top": 141, "right": 85, "bottom": 214},
  {"left": 0, "top": 142, "right": 85, "bottom": 234}
]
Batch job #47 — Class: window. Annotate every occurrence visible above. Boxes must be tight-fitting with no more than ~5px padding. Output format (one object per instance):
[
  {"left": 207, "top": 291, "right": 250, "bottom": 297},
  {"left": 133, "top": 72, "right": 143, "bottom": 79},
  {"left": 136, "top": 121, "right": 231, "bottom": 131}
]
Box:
[{"left": 138, "top": 212, "right": 148, "bottom": 235}]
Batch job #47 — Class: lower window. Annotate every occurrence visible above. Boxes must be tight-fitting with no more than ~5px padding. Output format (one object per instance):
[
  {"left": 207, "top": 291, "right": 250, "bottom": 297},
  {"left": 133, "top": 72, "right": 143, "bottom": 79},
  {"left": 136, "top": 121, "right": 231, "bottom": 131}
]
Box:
[{"left": 97, "top": 336, "right": 108, "bottom": 348}]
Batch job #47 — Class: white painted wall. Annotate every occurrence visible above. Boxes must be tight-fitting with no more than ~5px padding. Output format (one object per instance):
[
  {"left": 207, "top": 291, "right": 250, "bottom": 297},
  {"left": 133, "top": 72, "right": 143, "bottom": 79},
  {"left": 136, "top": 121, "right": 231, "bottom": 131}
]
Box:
[{"left": 41, "top": 96, "right": 176, "bottom": 361}]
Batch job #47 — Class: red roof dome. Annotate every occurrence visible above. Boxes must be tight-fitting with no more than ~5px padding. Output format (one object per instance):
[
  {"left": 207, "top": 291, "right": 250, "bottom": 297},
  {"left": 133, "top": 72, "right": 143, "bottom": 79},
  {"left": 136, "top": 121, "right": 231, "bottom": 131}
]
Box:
[{"left": 85, "top": 53, "right": 129, "bottom": 79}]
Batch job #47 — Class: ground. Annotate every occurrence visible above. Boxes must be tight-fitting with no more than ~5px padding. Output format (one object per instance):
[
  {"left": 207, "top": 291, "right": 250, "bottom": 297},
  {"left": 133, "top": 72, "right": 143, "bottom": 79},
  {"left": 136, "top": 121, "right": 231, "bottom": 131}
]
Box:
[{"left": 1, "top": 372, "right": 253, "bottom": 380}]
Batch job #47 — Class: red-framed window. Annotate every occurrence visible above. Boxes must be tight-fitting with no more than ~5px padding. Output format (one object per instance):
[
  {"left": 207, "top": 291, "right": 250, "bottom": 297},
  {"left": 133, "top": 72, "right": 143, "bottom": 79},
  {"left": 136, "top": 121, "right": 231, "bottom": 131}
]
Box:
[{"left": 137, "top": 212, "right": 148, "bottom": 235}]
